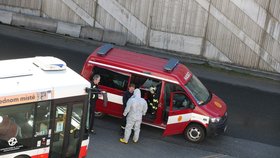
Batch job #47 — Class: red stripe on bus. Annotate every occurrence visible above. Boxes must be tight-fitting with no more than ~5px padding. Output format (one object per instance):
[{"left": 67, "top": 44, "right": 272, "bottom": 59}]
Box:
[
  {"left": 79, "top": 146, "right": 88, "bottom": 158},
  {"left": 31, "top": 153, "right": 49, "bottom": 158}
]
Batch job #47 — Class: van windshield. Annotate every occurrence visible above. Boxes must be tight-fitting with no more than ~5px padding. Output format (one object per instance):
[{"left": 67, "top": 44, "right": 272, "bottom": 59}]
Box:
[{"left": 185, "top": 75, "right": 211, "bottom": 106}]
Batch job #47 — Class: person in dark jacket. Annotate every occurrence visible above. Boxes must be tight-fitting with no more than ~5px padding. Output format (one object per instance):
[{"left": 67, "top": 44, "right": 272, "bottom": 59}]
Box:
[
  {"left": 89, "top": 74, "right": 101, "bottom": 134},
  {"left": 120, "top": 83, "right": 135, "bottom": 135}
]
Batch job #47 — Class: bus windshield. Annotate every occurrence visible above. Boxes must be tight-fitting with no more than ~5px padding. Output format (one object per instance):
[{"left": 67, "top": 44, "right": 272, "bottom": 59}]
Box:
[{"left": 185, "top": 75, "right": 211, "bottom": 106}]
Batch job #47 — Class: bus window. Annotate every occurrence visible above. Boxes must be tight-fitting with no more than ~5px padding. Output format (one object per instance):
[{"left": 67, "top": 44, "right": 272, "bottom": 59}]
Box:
[
  {"left": 51, "top": 105, "right": 67, "bottom": 157},
  {"left": 0, "top": 103, "right": 34, "bottom": 150},
  {"left": 93, "top": 67, "right": 129, "bottom": 91},
  {"left": 35, "top": 101, "right": 51, "bottom": 137},
  {"left": 66, "top": 103, "right": 83, "bottom": 157}
]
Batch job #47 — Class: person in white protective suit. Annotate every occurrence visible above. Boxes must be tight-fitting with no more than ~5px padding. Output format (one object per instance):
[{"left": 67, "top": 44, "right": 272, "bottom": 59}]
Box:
[{"left": 120, "top": 89, "right": 148, "bottom": 144}]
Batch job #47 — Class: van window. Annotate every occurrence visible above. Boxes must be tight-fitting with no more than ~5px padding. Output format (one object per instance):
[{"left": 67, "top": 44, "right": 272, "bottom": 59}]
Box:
[
  {"left": 130, "top": 75, "right": 160, "bottom": 89},
  {"left": 164, "top": 82, "right": 184, "bottom": 109},
  {"left": 131, "top": 75, "right": 161, "bottom": 119},
  {"left": 93, "top": 67, "right": 129, "bottom": 91},
  {"left": 172, "top": 93, "right": 194, "bottom": 110},
  {"left": 185, "top": 75, "right": 211, "bottom": 105},
  {"left": 163, "top": 82, "right": 184, "bottom": 121}
]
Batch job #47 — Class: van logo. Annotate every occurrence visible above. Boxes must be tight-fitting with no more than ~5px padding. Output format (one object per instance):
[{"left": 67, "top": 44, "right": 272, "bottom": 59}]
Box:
[
  {"left": 177, "top": 115, "right": 183, "bottom": 122},
  {"left": 214, "top": 101, "right": 222, "bottom": 108}
]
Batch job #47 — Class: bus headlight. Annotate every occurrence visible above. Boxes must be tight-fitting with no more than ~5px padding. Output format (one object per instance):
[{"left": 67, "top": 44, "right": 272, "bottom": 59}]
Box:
[{"left": 210, "top": 117, "right": 221, "bottom": 123}]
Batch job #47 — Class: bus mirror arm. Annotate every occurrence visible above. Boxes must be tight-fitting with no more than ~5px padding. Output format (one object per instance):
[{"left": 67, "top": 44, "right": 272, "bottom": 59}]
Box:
[
  {"left": 102, "top": 92, "right": 108, "bottom": 107},
  {"left": 85, "top": 88, "right": 107, "bottom": 107},
  {"left": 85, "top": 87, "right": 91, "bottom": 93},
  {"left": 85, "top": 87, "right": 100, "bottom": 93}
]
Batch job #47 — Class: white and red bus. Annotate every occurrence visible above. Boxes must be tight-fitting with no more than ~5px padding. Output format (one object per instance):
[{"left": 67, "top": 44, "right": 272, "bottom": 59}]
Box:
[
  {"left": 81, "top": 44, "right": 228, "bottom": 143},
  {"left": 0, "top": 56, "right": 91, "bottom": 158}
]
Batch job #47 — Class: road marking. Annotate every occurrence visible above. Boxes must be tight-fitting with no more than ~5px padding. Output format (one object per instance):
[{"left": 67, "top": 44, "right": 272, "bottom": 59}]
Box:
[{"left": 200, "top": 154, "right": 227, "bottom": 158}]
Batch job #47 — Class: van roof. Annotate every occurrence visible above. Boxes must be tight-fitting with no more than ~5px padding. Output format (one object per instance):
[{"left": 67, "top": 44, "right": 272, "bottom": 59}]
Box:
[
  {"left": 88, "top": 45, "right": 192, "bottom": 84},
  {"left": 0, "top": 57, "right": 90, "bottom": 106}
]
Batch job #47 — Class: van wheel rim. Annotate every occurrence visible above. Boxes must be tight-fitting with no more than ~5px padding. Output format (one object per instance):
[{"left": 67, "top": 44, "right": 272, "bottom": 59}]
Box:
[{"left": 188, "top": 128, "right": 201, "bottom": 140}]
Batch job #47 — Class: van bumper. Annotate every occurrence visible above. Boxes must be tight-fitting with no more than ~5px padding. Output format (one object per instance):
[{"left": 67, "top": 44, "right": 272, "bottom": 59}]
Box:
[{"left": 206, "top": 114, "right": 228, "bottom": 136}]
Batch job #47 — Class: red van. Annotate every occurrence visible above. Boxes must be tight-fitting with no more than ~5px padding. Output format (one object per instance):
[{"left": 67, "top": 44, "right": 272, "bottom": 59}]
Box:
[{"left": 81, "top": 44, "right": 227, "bottom": 143}]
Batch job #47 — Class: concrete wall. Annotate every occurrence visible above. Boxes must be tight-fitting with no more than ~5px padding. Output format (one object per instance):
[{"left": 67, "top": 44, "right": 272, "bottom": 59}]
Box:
[{"left": 0, "top": 0, "right": 279, "bottom": 73}]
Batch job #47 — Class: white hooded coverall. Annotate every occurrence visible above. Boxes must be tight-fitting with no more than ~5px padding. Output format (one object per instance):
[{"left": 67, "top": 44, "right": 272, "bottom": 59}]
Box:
[{"left": 123, "top": 89, "right": 148, "bottom": 142}]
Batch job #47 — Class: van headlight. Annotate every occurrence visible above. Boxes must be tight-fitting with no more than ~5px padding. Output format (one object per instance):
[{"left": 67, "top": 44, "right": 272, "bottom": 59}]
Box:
[{"left": 210, "top": 117, "right": 221, "bottom": 123}]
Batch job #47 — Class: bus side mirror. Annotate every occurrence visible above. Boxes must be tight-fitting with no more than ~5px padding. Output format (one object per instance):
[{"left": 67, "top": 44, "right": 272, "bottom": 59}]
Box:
[
  {"left": 102, "top": 92, "right": 108, "bottom": 107},
  {"left": 85, "top": 87, "right": 90, "bottom": 93}
]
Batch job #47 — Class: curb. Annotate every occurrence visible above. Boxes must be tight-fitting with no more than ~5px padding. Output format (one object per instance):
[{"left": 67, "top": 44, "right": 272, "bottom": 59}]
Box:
[{"left": 0, "top": 9, "right": 127, "bottom": 46}]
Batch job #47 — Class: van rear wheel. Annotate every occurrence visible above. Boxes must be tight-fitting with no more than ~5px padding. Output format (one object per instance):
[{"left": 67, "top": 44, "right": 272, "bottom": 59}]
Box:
[
  {"left": 184, "top": 124, "right": 205, "bottom": 143},
  {"left": 94, "top": 112, "right": 105, "bottom": 118}
]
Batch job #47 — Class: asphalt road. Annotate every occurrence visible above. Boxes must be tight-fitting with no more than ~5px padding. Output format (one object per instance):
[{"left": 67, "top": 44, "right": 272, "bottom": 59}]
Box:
[{"left": 1, "top": 25, "right": 280, "bottom": 158}]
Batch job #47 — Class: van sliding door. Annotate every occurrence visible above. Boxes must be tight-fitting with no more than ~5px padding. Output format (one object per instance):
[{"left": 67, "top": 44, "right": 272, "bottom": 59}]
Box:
[{"left": 92, "top": 66, "right": 130, "bottom": 117}]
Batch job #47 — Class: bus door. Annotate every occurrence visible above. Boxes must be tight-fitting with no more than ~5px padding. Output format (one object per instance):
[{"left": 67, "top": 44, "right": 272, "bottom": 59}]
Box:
[
  {"left": 50, "top": 102, "right": 84, "bottom": 158},
  {"left": 163, "top": 83, "right": 195, "bottom": 136}
]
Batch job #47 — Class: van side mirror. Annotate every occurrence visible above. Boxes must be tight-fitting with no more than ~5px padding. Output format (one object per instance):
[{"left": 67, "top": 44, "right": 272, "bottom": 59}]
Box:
[{"left": 189, "top": 103, "right": 195, "bottom": 109}]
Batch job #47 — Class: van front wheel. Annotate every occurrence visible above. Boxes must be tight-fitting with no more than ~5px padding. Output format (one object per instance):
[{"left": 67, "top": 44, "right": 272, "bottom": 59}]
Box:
[{"left": 184, "top": 124, "right": 205, "bottom": 143}]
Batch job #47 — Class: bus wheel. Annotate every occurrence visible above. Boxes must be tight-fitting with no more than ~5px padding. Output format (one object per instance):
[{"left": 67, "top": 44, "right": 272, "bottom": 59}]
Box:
[
  {"left": 184, "top": 124, "right": 205, "bottom": 143},
  {"left": 94, "top": 111, "right": 105, "bottom": 118}
]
